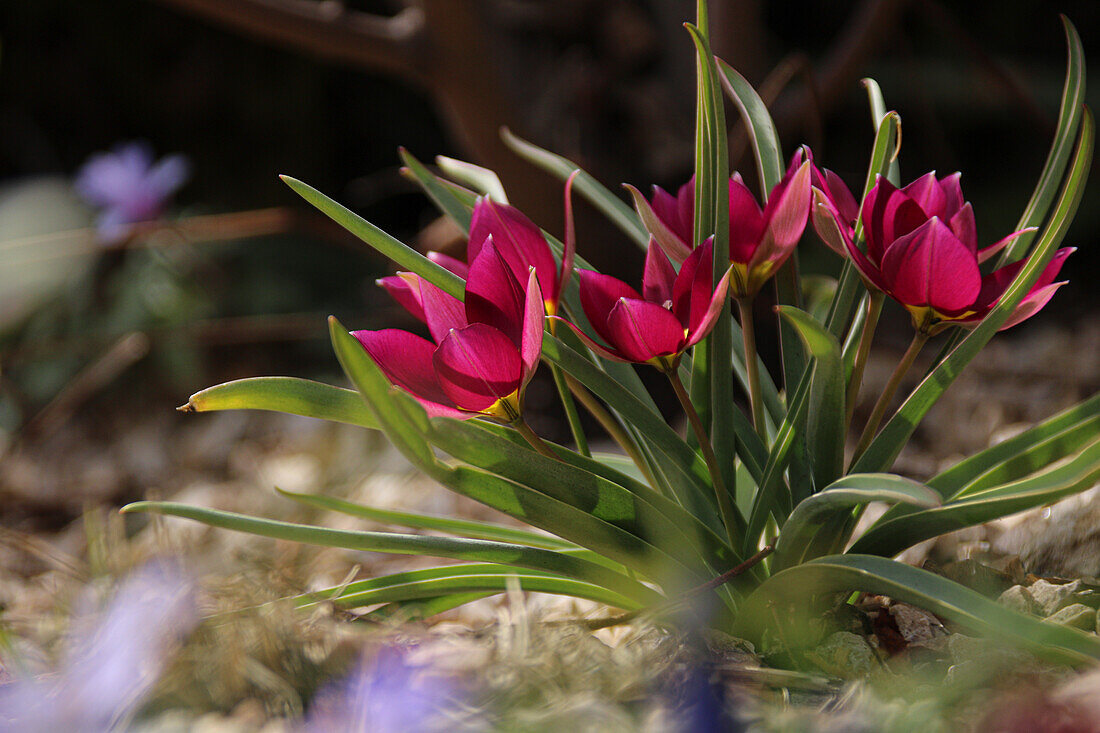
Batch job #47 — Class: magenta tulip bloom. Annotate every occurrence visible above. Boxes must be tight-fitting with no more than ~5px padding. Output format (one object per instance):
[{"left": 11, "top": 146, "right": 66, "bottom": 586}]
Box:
[
  {"left": 468, "top": 196, "right": 574, "bottom": 316},
  {"left": 377, "top": 251, "right": 468, "bottom": 323},
  {"left": 635, "top": 157, "right": 812, "bottom": 299},
  {"left": 355, "top": 241, "right": 544, "bottom": 422},
  {"left": 555, "top": 238, "right": 732, "bottom": 371},
  {"left": 816, "top": 172, "right": 1073, "bottom": 333}
]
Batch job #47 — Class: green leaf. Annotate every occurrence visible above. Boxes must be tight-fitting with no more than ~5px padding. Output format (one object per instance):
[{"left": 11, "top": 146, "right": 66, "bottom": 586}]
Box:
[
  {"left": 282, "top": 176, "right": 465, "bottom": 300},
  {"left": 850, "top": 435, "right": 1100, "bottom": 558},
  {"left": 734, "top": 554, "right": 1100, "bottom": 666},
  {"left": 773, "top": 474, "right": 940, "bottom": 571},
  {"left": 183, "top": 377, "right": 377, "bottom": 429},
  {"left": 121, "top": 501, "right": 663, "bottom": 606},
  {"left": 861, "top": 78, "right": 899, "bottom": 185},
  {"left": 729, "top": 319, "right": 784, "bottom": 431},
  {"left": 275, "top": 488, "right": 577, "bottom": 550},
  {"left": 1001, "top": 16, "right": 1086, "bottom": 264},
  {"left": 366, "top": 593, "right": 493, "bottom": 621},
  {"left": 716, "top": 58, "right": 783, "bottom": 191},
  {"left": 435, "top": 155, "right": 508, "bottom": 204},
  {"left": 929, "top": 392, "right": 1100, "bottom": 497},
  {"left": 778, "top": 307, "right": 845, "bottom": 495},
  {"left": 852, "top": 106, "right": 1093, "bottom": 474},
  {"left": 685, "top": 22, "right": 736, "bottom": 497},
  {"left": 299, "top": 564, "right": 641, "bottom": 612},
  {"left": 397, "top": 148, "right": 473, "bottom": 232},
  {"left": 499, "top": 127, "right": 649, "bottom": 249}
]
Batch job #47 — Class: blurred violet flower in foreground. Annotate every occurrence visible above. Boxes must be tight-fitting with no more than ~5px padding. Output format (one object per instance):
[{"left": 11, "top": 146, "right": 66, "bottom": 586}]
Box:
[
  {"left": 0, "top": 561, "right": 197, "bottom": 732},
  {"left": 301, "top": 646, "right": 459, "bottom": 733},
  {"left": 74, "top": 141, "right": 189, "bottom": 242}
]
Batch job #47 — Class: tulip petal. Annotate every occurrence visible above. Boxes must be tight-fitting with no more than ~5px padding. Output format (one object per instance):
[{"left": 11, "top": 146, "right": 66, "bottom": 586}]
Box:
[
  {"left": 948, "top": 202, "right": 977, "bottom": 254},
  {"left": 628, "top": 184, "right": 692, "bottom": 264},
  {"left": 427, "top": 251, "right": 470, "bottom": 278},
  {"left": 415, "top": 275, "right": 468, "bottom": 344},
  {"left": 377, "top": 273, "right": 426, "bottom": 323},
  {"left": 880, "top": 218, "right": 981, "bottom": 313},
  {"left": 861, "top": 176, "right": 929, "bottom": 263},
  {"left": 465, "top": 238, "right": 526, "bottom": 343},
  {"left": 727, "top": 176, "right": 766, "bottom": 264},
  {"left": 433, "top": 324, "right": 523, "bottom": 413},
  {"left": 811, "top": 192, "right": 850, "bottom": 257},
  {"left": 750, "top": 160, "right": 812, "bottom": 272},
  {"left": 821, "top": 168, "right": 859, "bottom": 226},
  {"left": 973, "top": 246, "right": 1074, "bottom": 311},
  {"left": 901, "top": 171, "right": 947, "bottom": 218},
  {"left": 939, "top": 172, "right": 965, "bottom": 218},
  {"left": 642, "top": 237, "right": 677, "bottom": 306},
  {"left": 671, "top": 237, "right": 714, "bottom": 331},
  {"left": 469, "top": 197, "right": 558, "bottom": 306},
  {"left": 607, "top": 298, "right": 686, "bottom": 363},
  {"left": 997, "top": 281, "right": 1068, "bottom": 330},
  {"left": 577, "top": 269, "right": 643, "bottom": 348},
  {"left": 519, "top": 269, "right": 544, "bottom": 387},
  {"left": 685, "top": 265, "right": 734, "bottom": 347},
  {"left": 977, "top": 227, "right": 1036, "bottom": 264},
  {"left": 352, "top": 329, "right": 466, "bottom": 418}
]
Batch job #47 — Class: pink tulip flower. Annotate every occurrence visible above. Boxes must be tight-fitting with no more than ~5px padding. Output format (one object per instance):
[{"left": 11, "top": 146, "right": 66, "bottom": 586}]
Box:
[
  {"left": 554, "top": 238, "right": 732, "bottom": 372},
  {"left": 815, "top": 172, "right": 1073, "bottom": 334},
  {"left": 354, "top": 240, "right": 544, "bottom": 422},
  {"left": 638, "top": 156, "right": 812, "bottom": 299}
]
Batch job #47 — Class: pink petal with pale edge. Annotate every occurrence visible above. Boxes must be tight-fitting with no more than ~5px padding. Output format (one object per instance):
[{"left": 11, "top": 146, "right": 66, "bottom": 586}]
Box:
[{"left": 752, "top": 160, "right": 812, "bottom": 271}]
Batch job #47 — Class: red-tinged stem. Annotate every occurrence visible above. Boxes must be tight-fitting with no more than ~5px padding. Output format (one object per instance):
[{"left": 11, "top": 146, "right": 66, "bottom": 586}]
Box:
[
  {"left": 850, "top": 330, "right": 929, "bottom": 467},
  {"left": 845, "top": 291, "right": 885, "bottom": 428},
  {"left": 668, "top": 369, "right": 742, "bottom": 550},
  {"left": 736, "top": 297, "right": 767, "bottom": 439},
  {"left": 513, "top": 419, "right": 559, "bottom": 461}
]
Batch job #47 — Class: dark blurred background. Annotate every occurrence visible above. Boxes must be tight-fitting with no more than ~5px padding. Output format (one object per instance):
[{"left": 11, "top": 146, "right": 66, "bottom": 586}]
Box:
[{"left": 0, "top": 0, "right": 1095, "bottom": 488}]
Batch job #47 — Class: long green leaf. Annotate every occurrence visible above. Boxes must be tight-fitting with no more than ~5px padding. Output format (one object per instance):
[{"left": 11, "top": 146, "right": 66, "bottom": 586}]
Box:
[
  {"left": 850, "top": 436, "right": 1100, "bottom": 558},
  {"left": 276, "top": 488, "right": 577, "bottom": 550},
  {"left": 861, "top": 78, "right": 899, "bottom": 184},
  {"left": 716, "top": 58, "right": 783, "bottom": 190},
  {"left": 929, "top": 392, "right": 1100, "bottom": 496},
  {"left": 121, "top": 501, "right": 662, "bottom": 606},
  {"left": 435, "top": 155, "right": 508, "bottom": 204},
  {"left": 852, "top": 107, "right": 1093, "bottom": 474},
  {"left": 734, "top": 554, "right": 1100, "bottom": 666},
  {"left": 282, "top": 176, "right": 465, "bottom": 299},
  {"left": 778, "top": 307, "right": 845, "bottom": 495},
  {"left": 183, "top": 377, "right": 377, "bottom": 429},
  {"left": 773, "top": 474, "right": 940, "bottom": 571},
  {"left": 499, "top": 127, "right": 648, "bottom": 249},
  {"left": 1001, "top": 16, "right": 1086, "bottom": 264},
  {"left": 398, "top": 148, "right": 473, "bottom": 231}
]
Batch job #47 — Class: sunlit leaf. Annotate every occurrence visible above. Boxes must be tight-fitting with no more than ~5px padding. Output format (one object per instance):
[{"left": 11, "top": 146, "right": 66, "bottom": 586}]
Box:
[{"left": 183, "top": 377, "right": 377, "bottom": 430}]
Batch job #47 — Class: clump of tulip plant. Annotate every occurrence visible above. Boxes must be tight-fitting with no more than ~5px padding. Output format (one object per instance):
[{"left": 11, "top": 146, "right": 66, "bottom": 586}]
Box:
[{"left": 125, "top": 6, "right": 1098, "bottom": 672}]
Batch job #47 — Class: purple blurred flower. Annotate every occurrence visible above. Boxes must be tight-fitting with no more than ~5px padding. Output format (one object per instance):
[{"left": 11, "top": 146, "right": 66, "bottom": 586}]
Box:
[
  {"left": 301, "top": 647, "right": 458, "bottom": 732},
  {"left": 0, "top": 560, "right": 197, "bottom": 732},
  {"left": 74, "top": 141, "right": 189, "bottom": 242}
]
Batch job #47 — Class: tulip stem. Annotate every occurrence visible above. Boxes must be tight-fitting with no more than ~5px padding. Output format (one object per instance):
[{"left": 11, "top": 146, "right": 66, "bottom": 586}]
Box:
[
  {"left": 549, "top": 362, "right": 590, "bottom": 457},
  {"left": 564, "top": 375, "right": 660, "bottom": 491},
  {"left": 735, "top": 297, "right": 767, "bottom": 440},
  {"left": 668, "top": 370, "right": 742, "bottom": 550},
  {"left": 513, "top": 419, "right": 560, "bottom": 461},
  {"left": 850, "top": 330, "right": 928, "bottom": 467},
  {"left": 845, "top": 291, "right": 885, "bottom": 429}
]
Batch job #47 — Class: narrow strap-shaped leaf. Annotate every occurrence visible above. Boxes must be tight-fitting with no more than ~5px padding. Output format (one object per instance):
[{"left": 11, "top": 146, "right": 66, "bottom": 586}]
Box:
[
  {"left": 435, "top": 155, "right": 508, "bottom": 204},
  {"left": 773, "top": 474, "right": 940, "bottom": 571},
  {"left": 366, "top": 593, "right": 493, "bottom": 620},
  {"left": 398, "top": 148, "right": 473, "bottom": 231},
  {"left": 729, "top": 319, "right": 785, "bottom": 430},
  {"left": 276, "top": 488, "right": 578, "bottom": 550},
  {"left": 499, "top": 127, "right": 649, "bottom": 249},
  {"left": 733, "top": 554, "right": 1100, "bottom": 666},
  {"left": 121, "top": 501, "right": 663, "bottom": 606},
  {"left": 282, "top": 176, "right": 465, "bottom": 300},
  {"left": 329, "top": 319, "right": 698, "bottom": 582},
  {"left": 716, "top": 58, "right": 783, "bottom": 191},
  {"left": 685, "top": 22, "right": 737, "bottom": 498},
  {"left": 930, "top": 392, "right": 1100, "bottom": 496},
  {"left": 1000, "top": 16, "right": 1085, "bottom": 264},
  {"left": 777, "top": 307, "right": 845, "bottom": 496},
  {"left": 851, "top": 436, "right": 1100, "bottom": 557},
  {"left": 852, "top": 107, "right": 1093, "bottom": 474},
  {"left": 183, "top": 377, "right": 378, "bottom": 430},
  {"left": 861, "top": 79, "right": 899, "bottom": 185},
  {"left": 302, "top": 568, "right": 641, "bottom": 612}
]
